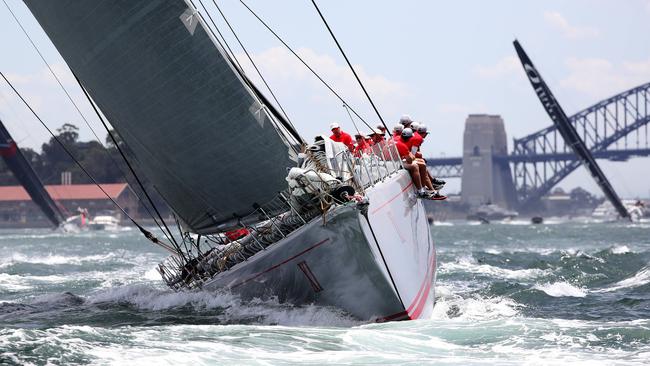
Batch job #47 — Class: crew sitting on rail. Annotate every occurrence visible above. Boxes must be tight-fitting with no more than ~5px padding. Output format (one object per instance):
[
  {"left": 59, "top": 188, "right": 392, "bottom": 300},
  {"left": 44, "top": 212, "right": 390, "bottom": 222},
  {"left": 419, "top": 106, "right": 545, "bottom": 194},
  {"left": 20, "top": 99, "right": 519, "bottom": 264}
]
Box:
[
  {"left": 411, "top": 123, "right": 424, "bottom": 151},
  {"left": 393, "top": 124, "right": 403, "bottom": 139},
  {"left": 399, "top": 114, "right": 413, "bottom": 129},
  {"left": 396, "top": 128, "right": 446, "bottom": 200},
  {"left": 413, "top": 123, "right": 446, "bottom": 192},
  {"left": 376, "top": 124, "right": 388, "bottom": 138},
  {"left": 329, "top": 122, "right": 354, "bottom": 152},
  {"left": 353, "top": 132, "right": 370, "bottom": 157},
  {"left": 370, "top": 128, "right": 385, "bottom": 145}
]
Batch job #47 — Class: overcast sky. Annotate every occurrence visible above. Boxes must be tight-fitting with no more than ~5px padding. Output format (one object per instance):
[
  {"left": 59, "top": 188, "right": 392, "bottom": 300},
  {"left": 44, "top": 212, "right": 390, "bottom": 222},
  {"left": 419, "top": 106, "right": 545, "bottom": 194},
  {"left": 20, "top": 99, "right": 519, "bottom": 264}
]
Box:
[{"left": 1, "top": 0, "right": 649, "bottom": 197}]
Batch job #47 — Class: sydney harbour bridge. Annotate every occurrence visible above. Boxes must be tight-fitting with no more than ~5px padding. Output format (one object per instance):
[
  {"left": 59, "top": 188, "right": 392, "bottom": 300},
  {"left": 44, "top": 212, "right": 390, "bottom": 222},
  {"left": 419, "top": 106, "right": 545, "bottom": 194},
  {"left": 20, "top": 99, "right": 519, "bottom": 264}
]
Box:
[{"left": 426, "top": 82, "right": 650, "bottom": 209}]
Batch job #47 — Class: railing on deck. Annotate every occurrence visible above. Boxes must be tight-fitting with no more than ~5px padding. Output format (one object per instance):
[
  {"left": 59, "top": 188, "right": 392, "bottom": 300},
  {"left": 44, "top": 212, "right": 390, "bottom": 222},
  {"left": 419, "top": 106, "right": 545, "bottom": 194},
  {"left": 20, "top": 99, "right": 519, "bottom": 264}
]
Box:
[{"left": 339, "top": 140, "right": 403, "bottom": 191}]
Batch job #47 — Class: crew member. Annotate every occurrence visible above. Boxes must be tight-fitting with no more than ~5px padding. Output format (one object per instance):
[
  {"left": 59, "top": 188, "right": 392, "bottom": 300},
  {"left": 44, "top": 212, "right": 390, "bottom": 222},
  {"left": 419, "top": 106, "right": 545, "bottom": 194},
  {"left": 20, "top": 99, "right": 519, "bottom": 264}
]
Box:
[
  {"left": 329, "top": 122, "right": 354, "bottom": 151},
  {"left": 411, "top": 124, "right": 424, "bottom": 151},
  {"left": 396, "top": 128, "right": 439, "bottom": 198},
  {"left": 353, "top": 133, "right": 369, "bottom": 156},
  {"left": 376, "top": 124, "right": 388, "bottom": 138},
  {"left": 399, "top": 114, "right": 413, "bottom": 129},
  {"left": 414, "top": 124, "right": 446, "bottom": 193},
  {"left": 393, "top": 124, "right": 403, "bottom": 140}
]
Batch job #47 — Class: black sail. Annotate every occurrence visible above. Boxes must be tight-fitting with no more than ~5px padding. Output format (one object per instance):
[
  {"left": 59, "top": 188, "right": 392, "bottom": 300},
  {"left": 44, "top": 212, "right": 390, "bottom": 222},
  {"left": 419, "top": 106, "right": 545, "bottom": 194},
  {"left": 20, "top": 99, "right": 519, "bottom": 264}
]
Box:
[
  {"left": 0, "top": 119, "right": 64, "bottom": 227},
  {"left": 513, "top": 40, "right": 630, "bottom": 220},
  {"left": 24, "top": 0, "right": 298, "bottom": 233}
]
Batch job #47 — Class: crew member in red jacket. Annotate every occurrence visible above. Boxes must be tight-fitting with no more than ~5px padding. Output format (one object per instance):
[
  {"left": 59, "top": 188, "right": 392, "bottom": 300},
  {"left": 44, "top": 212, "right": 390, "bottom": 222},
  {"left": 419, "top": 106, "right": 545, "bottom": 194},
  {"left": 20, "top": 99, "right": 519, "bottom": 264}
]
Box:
[{"left": 329, "top": 122, "right": 354, "bottom": 152}]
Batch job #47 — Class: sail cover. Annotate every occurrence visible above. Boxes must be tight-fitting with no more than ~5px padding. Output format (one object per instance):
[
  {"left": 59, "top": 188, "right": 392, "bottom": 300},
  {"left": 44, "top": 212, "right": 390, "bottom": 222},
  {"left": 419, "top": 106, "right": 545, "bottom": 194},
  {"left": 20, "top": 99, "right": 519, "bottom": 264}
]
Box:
[
  {"left": 24, "top": 0, "right": 298, "bottom": 233},
  {"left": 0, "top": 119, "right": 64, "bottom": 227},
  {"left": 513, "top": 40, "right": 630, "bottom": 219}
]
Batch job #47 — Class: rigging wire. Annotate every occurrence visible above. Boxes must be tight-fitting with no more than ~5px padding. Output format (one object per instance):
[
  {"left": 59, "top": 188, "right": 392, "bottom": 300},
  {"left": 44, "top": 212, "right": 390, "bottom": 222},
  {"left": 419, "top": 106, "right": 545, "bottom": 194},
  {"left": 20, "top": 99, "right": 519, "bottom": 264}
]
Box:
[
  {"left": 190, "top": 0, "right": 303, "bottom": 147},
  {"left": 343, "top": 104, "right": 362, "bottom": 137},
  {"left": 73, "top": 73, "right": 181, "bottom": 249},
  {"left": 208, "top": 0, "right": 295, "bottom": 131},
  {"left": 2, "top": 0, "right": 177, "bottom": 245},
  {"left": 236, "top": 0, "right": 376, "bottom": 132},
  {"left": 0, "top": 71, "right": 177, "bottom": 255},
  {"left": 2, "top": 0, "right": 111, "bottom": 154},
  {"left": 309, "top": 0, "right": 390, "bottom": 132}
]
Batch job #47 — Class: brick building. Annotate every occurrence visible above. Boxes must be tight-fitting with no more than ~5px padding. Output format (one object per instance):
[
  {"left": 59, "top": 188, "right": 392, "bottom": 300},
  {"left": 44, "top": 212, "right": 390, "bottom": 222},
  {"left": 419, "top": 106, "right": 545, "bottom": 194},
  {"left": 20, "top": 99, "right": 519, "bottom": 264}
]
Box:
[{"left": 0, "top": 183, "right": 139, "bottom": 228}]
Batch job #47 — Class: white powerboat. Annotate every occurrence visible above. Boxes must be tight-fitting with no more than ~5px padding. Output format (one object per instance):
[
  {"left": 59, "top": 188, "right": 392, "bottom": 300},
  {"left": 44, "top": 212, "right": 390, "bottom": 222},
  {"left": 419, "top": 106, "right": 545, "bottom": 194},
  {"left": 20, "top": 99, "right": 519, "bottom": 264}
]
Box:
[{"left": 88, "top": 211, "right": 120, "bottom": 231}]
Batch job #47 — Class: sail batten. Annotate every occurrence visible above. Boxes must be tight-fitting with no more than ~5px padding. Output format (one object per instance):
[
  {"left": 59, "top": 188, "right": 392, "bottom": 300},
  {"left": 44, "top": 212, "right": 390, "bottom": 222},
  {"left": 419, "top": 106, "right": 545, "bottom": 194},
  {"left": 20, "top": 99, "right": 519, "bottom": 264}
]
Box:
[{"left": 24, "top": 0, "right": 298, "bottom": 233}]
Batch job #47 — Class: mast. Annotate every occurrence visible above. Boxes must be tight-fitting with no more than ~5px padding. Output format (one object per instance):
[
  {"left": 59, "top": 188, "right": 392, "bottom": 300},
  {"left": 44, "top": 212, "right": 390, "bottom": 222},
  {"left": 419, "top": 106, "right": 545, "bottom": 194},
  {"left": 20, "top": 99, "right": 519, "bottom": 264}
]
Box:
[
  {"left": 0, "top": 119, "right": 64, "bottom": 227},
  {"left": 513, "top": 40, "right": 630, "bottom": 220}
]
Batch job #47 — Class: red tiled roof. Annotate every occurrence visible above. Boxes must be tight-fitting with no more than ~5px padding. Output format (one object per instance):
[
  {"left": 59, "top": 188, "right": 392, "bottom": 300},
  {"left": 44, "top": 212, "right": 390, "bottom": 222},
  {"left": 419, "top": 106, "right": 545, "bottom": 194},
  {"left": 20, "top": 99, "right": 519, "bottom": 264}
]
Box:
[{"left": 0, "top": 183, "right": 129, "bottom": 202}]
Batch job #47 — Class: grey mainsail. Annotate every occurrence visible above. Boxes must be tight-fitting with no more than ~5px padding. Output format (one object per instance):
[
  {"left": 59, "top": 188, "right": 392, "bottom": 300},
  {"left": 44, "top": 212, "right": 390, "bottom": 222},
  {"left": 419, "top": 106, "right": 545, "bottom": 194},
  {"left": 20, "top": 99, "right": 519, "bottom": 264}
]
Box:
[
  {"left": 23, "top": 0, "right": 298, "bottom": 234},
  {"left": 0, "top": 119, "right": 65, "bottom": 227}
]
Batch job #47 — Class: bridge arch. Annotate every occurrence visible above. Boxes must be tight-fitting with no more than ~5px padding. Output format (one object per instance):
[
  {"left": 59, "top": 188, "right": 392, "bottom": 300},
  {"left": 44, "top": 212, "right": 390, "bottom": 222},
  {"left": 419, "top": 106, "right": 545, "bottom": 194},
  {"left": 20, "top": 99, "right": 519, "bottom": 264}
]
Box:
[{"left": 512, "top": 82, "right": 650, "bottom": 206}]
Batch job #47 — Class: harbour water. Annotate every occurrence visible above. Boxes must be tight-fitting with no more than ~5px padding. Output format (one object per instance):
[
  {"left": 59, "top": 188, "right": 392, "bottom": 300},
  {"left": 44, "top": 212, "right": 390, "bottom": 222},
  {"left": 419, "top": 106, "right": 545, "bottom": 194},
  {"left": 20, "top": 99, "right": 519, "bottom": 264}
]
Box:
[{"left": 1, "top": 221, "right": 649, "bottom": 365}]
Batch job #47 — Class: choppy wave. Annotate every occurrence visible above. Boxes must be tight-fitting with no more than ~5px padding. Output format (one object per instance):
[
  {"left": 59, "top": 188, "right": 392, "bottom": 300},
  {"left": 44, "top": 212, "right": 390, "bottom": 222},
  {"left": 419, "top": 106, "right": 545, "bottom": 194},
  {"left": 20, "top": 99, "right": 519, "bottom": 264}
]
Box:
[
  {"left": 1, "top": 223, "right": 650, "bottom": 364},
  {"left": 533, "top": 282, "right": 588, "bottom": 297},
  {"left": 595, "top": 266, "right": 650, "bottom": 293},
  {"left": 0, "top": 252, "right": 127, "bottom": 268},
  {"left": 610, "top": 245, "right": 632, "bottom": 254},
  {"left": 440, "top": 256, "right": 549, "bottom": 280}
]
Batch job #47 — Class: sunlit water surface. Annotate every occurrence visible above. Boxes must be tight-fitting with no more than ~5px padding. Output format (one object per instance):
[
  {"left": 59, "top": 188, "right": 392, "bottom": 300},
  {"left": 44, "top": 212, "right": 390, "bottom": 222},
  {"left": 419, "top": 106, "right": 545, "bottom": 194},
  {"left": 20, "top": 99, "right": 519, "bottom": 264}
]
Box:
[{"left": 1, "top": 220, "right": 649, "bottom": 365}]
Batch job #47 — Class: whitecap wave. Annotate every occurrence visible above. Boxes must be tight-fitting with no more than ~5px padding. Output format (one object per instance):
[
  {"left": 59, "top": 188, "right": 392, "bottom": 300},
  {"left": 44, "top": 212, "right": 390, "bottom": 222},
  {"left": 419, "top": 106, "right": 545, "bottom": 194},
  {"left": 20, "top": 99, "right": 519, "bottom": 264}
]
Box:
[
  {"left": 440, "top": 256, "right": 549, "bottom": 280},
  {"left": 432, "top": 221, "right": 454, "bottom": 226},
  {"left": 0, "top": 252, "right": 130, "bottom": 268},
  {"left": 533, "top": 282, "right": 587, "bottom": 297},
  {"left": 610, "top": 245, "right": 631, "bottom": 254},
  {"left": 431, "top": 295, "right": 521, "bottom": 320},
  {"left": 0, "top": 273, "right": 71, "bottom": 292},
  {"left": 86, "top": 284, "right": 357, "bottom": 326},
  {"left": 594, "top": 266, "right": 650, "bottom": 293}
]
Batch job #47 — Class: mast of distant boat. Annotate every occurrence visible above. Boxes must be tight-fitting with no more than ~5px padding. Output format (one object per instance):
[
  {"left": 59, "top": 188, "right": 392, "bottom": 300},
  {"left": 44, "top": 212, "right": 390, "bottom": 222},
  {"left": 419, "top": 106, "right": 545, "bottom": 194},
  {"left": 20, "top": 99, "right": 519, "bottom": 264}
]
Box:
[{"left": 514, "top": 40, "right": 631, "bottom": 221}]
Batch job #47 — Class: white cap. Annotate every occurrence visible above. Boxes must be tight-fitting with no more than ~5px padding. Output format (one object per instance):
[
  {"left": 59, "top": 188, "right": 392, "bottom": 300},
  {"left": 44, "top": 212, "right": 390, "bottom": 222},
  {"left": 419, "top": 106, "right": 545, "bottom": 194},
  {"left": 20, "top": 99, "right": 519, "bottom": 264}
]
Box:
[
  {"left": 402, "top": 128, "right": 413, "bottom": 138},
  {"left": 370, "top": 128, "right": 383, "bottom": 135},
  {"left": 411, "top": 122, "right": 420, "bottom": 131},
  {"left": 329, "top": 122, "right": 340, "bottom": 130},
  {"left": 376, "top": 124, "right": 387, "bottom": 131},
  {"left": 393, "top": 124, "right": 404, "bottom": 133},
  {"left": 418, "top": 124, "right": 428, "bottom": 133},
  {"left": 399, "top": 114, "right": 413, "bottom": 125}
]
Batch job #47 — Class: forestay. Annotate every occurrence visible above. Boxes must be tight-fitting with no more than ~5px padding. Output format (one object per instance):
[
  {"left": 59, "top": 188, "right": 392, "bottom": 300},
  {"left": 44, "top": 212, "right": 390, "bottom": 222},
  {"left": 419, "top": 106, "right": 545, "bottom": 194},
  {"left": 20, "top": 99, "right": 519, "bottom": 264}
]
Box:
[{"left": 24, "top": 0, "right": 298, "bottom": 233}]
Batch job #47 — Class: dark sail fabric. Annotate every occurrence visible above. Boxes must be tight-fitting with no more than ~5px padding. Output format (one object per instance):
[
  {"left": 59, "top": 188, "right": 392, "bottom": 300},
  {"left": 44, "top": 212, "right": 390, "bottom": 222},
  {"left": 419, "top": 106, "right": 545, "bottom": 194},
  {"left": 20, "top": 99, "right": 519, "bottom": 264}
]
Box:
[
  {"left": 24, "top": 0, "right": 297, "bottom": 233},
  {"left": 513, "top": 40, "right": 630, "bottom": 219},
  {"left": 0, "top": 120, "right": 64, "bottom": 227}
]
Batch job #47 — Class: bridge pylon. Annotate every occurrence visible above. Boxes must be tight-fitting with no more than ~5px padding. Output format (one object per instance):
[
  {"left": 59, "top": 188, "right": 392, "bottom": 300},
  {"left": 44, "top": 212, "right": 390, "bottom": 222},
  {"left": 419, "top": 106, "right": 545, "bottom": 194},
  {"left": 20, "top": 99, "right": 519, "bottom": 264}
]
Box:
[{"left": 460, "top": 114, "right": 517, "bottom": 209}]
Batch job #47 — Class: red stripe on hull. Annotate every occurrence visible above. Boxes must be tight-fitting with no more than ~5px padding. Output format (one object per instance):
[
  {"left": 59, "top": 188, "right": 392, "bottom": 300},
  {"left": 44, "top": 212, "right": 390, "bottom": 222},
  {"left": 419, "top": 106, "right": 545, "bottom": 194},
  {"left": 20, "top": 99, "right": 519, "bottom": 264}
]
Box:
[{"left": 231, "top": 238, "right": 330, "bottom": 289}]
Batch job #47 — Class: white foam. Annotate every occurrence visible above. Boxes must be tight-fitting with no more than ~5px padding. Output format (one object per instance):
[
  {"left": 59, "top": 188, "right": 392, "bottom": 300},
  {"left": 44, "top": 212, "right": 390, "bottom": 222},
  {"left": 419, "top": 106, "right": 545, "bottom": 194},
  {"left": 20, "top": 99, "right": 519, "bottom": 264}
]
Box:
[
  {"left": 595, "top": 266, "right": 650, "bottom": 293},
  {"left": 85, "top": 284, "right": 357, "bottom": 326},
  {"left": 431, "top": 296, "right": 520, "bottom": 321},
  {"left": 440, "top": 256, "right": 549, "bottom": 280},
  {"left": 432, "top": 221, "right": 453, "bottom": 226},
  {"left": 534, "top": 282, "right": 587, "bottom": 297},
  {"left": 0, "top": 252, "right": 124, "bottom": 268},
  {"left": 610, "top": 245, "right": 631, "bottom": 254},
  {"left": 0, "top": 273, "right": 70, "bottom": 291}
]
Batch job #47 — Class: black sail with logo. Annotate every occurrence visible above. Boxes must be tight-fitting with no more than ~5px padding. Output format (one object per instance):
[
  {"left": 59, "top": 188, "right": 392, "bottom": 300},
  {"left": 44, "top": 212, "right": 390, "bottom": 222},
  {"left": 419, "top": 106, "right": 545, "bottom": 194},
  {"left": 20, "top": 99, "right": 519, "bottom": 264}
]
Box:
[
  {"left": 513, "top": 40, "right": 629, "bottom": 220},
  {"left": 24, "top": 0, "right": 299, "bottom": 233}
]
